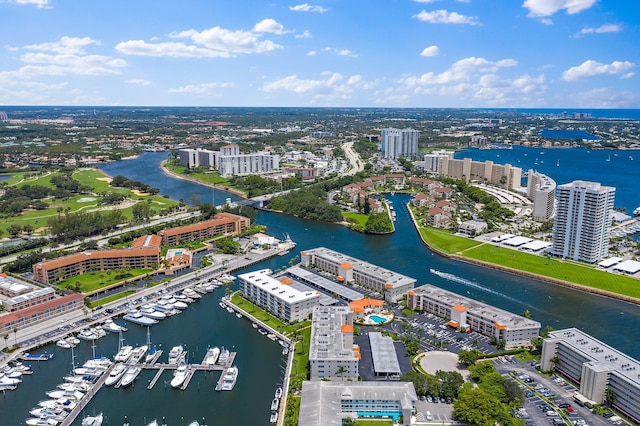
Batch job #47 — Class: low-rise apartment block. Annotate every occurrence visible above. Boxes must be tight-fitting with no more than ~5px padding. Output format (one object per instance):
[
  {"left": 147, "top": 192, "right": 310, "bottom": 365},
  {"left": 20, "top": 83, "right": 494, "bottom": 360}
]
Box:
[
  {"left": 238, "top": 269, "right": 320, "bottom": 322},
  {"left": 300, "top": 247, "right": 415, "bottom": 302},
  {"left": 541, "top": 328, "right": 640, "bottom": 423},
  {"left": 309, "top": 306, "right": 360, "bottom": 381},
  {"left": 158, "top": 212, "right": 250, "bottom": 246},
  {"left": 407, "top": 284, "right": 540, "bottom": 348}
]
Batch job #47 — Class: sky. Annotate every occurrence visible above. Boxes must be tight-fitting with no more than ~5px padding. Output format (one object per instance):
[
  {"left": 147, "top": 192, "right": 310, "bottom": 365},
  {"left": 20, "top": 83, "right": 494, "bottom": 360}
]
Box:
[{"left": 0, "top": 0, "right": 638, "bottom": 108}]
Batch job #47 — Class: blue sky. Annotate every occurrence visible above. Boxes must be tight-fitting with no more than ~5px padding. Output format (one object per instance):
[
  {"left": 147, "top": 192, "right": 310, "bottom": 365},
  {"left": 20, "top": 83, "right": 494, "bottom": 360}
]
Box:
[{"left": 1, "top": 0, "right": 638, "bottom": 108}]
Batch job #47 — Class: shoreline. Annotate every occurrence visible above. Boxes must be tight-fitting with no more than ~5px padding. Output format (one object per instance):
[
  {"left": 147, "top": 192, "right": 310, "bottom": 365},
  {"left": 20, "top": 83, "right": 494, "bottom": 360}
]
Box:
[
  {"left": 405, "top": 201, "right": 640, "bottom": 307},
  {"left": 159, "top": 160, "right": 248, "bottom": 199}
]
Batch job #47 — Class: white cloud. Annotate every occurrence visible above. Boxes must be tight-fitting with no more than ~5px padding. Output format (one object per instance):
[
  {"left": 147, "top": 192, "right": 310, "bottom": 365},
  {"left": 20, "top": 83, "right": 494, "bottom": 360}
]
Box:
[
  {"left": 320, "top": 47, "right": 358, "bottom": 57},
  {"left": 117, "top": 23, "right": 283, "bottom": 58},
  {"left": 420, "top": 45, "right": 440, "bottom": 57},
  {"left": 522, "top": 0, "right": 596, "bottom": 18},
  {"left": 253, "top": 19, "right": 290, "bottom": 35},
  {"left": 306, "top": 50, "right": 317, "bottom": 56},
  {"left": 295, "top": 30, "right": 312, "bottom": 39},
  {"left": 567, "top": 87, "right": 639, "bottom": 108},
  {"left": 562, "top": 60, "right": 635, "bottom": 81},
  {"left": 25, "top": 36, "right": 99, "bottom": 55},
  {"left": 413, "top": 0, "right": 439, "bottom": 3},
  {"left": 14, "top": 0, "right": 49, "bottom": 8},
  {"left": 540, "top": 18, "right": 553, "bottom": 25},
  {"left": 574, "top": 24, "right": 621, "bottom": 37},
  {"left": 126, "top": 79, "right": 151, "bottom": 86},
  {"left": 263, "top": 72, "right": 378, "bottom": 103},
  {"left": 169, "top": 82, "right": 234, "bottom": 94},
  {"left": 289, "top": 4, "right": 329, "bottom": 13},
  {"left": 622, "top": 72, "right": 635, "bottom": 79},
  {"left": 413, "top": 9, "right": 479, "bottom": 25}
]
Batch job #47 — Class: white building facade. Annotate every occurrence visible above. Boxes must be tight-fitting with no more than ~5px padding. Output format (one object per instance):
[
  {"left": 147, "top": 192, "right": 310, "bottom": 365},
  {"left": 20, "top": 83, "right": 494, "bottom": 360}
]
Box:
[
  {"left": 551, "top": 180, "right": 615, "bottom": 263},
  {"left": 381, "top": 128, "right": 419, "bottom": 159},
  {"left": 309, "top": 306, "right": 360, "bottom": 381},
  {"left": 526, "top": 170, "right": 556, "bottom": 222},
  {"left": 423, "top": 150, "right": 455, "bottom": 174},
  {"left": 238, "top": 269, "right": 320, "bottom": 322},
  {"left": 178, "top": 146, "right": 279, "bottom": 177}
]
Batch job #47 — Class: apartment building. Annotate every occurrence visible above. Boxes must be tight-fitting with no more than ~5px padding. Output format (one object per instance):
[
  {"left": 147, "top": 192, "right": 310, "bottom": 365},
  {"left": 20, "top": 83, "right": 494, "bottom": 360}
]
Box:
[
  {"left": 157, "top": 212, "right": 250, "bottom": 246},
  {"left": 380, "top": 128, "right": 419, "bottom": 159},
  {"left": 526, "top": 170, "right": 556, "bottom": 221},
  {"left": 438, "top": 156, "right": 523, "bottom": 190},
  {"left": 407, "top": 284, "right": 540, "bottom": 348}
]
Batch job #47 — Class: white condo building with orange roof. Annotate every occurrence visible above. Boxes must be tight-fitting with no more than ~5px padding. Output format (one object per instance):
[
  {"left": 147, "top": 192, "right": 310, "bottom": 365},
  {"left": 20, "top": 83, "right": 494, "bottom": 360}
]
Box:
[
  {"left": 309, "top": 306, "right": 360, "bottom": 381},
  {"left": 238, "top": 269, "right": 320, "bottom": 323},
  {"left": 407, "top": 284, "right": 540, "bottom": 348},
  {"left": 300, "top": 247, "right": 415, "bottom": 302}
]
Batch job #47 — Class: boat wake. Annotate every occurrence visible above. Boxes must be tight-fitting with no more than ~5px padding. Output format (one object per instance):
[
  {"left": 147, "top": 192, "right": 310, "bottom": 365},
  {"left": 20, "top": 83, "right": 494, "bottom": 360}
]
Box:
[{"left": 429, "top": 269, "right": 527, "bottom": 307}]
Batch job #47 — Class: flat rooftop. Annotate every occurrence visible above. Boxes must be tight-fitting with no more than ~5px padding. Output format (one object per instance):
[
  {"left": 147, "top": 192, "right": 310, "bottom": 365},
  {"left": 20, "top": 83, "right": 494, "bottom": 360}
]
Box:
[
  {"left": 412, "top": 284, "right": 540, "bottom": 330},
  {"left": 309, "top": 306, "right": 358, "bottom": 361},
  {"left": 285, "top": 266, "right": 364, "bottom": 302},
  {"left": 238, "top": 269, "right": 320, "bottom": 304},
  {"left": 369, "top": 332, "right": 401, "bottom": 376}
]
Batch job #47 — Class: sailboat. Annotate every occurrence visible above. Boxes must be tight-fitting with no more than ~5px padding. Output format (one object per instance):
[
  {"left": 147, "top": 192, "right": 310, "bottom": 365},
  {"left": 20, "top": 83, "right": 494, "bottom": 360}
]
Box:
[
  {"left": 556, "top": 159, "right": 560, "bottom": 167},
  {"left": 606, "top": 154, "right": 611, "bottom": 162},
  {"left": 144, "top": 327, "right": 159, "bottom": 364}
]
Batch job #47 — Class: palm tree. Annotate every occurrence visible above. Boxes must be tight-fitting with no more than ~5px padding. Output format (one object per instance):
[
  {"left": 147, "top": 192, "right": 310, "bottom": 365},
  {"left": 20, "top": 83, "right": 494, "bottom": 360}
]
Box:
[
  {"left": 3, "top": 334, "right": 8, "bottom": 350},
  {"left": 13, "top": 327, "right": 18, "bottom": 348},
  {"left": 336, "top": 365, "right": 347, "bottom": 381},
  {"left": 604, "top": 388, "right": 617, "bottom": 407}
]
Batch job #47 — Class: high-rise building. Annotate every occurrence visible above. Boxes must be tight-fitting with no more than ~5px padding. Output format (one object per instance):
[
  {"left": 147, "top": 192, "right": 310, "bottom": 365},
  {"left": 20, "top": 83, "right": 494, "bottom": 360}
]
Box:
[
  {"left": 380, "top": 128, "right": 418, "bottom": 159},
  {"left": 551, "top": 180, "right": 615, "bottom": 263},
  {"left": 527, "top": 170, "right": 556, "bottom": 221},
  {"left": 423, "top": 150, "right": 454, "bottom": 174}
]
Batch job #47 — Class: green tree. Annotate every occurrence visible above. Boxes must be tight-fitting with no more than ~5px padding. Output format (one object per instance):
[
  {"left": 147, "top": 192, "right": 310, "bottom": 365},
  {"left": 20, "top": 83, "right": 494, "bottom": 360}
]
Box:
[
  {"left": 453, "top": 385, "right": 520, "bottom": 426},
  {"left": 458, "top": 349, "right": 482, "bottom": 366},
  {"left": 7, "top": 223, "right": 22, "bottom": 238}
]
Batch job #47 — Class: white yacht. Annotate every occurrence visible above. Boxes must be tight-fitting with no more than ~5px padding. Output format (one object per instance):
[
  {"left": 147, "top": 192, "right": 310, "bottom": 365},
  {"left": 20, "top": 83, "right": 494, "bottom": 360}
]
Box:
[
  {"left": 56, "top": 339, "right": 73, "bottom": 349},
  {"left": 202, "top": 347, "right": 220, "bottom": 366},
  {"left": 119, "top": 364, "right": 141, "bottom": 387},
  {"left": 66, "top": 336, "right": 80, "bottom": 346},
  {"left": 170, "top": 361, "right": 189, "bottom": 388},
  {"left": 114, "top": 345, "right": 134, "bottom": 363},
  {"left": 139, "top": 304, "right": 166, "bottom": 320},
  {"left": 81, "top": 413, "right": 104, "bottom": 426},
  {"left": 167, "top": 346, "right": 184, "bottom": 364},
  {"left": 269, "top": 411, "right": 278, "bottom": 423},
  {"left": 45, "top": 389, "right": 84, "bottom": 401},
  {"left": 217, "top": 348, "right": 230, "bottom": 365},
  {"left": 183, "top": 288, "right": 201, "bottom": 300},
  {"left": 275, "top": 387, "right": 283, "bottom": 399},
  {"left": 105, "top": 363, "right": 127, "bottom": 386},
  {"left": 123, "top": 309, "right": 158, "bottom": 326},
  {"left": 129, "top": 345, "right": 148, "bottom": 363},
  {"left": 57, "top": 382, "right": 91, "bottom": 392},
  {"left": 102, "top": 319, "right": 127, "bottom": 333},
  {"left": 219, "top": 366, "right": 238, "bottom": 391},
  {"left": 153, "top": 299, "right": 178, "bottom": 316},
  {"left": 162, "top": 295, "right": 188, "bottom": 310},
  {"left": 77, "top": 329, "right": 99, "bottom": 341}
]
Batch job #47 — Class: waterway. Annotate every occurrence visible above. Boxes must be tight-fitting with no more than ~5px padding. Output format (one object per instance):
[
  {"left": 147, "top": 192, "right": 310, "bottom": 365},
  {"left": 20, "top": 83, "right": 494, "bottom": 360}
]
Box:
[{"left": 4, "top": 151, "right": 640, "bottom": 425}]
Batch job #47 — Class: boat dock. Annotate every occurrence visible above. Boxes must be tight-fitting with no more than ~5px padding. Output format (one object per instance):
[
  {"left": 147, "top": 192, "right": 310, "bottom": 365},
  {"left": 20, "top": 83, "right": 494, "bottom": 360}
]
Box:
[
  {"left": 60, "top": 363, "right": 115, "bottom": 426},
  {"left": 145, "top": 352, "right": 236, "bottom": 390}
]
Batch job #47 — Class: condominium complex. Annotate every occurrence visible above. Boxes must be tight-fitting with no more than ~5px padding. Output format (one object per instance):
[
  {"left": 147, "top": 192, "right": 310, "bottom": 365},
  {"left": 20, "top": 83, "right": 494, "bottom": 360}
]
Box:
[
  {"left": 238, "top": 269, "right": 321, "bottom": 322},
  {"left": 526, "top": 170, "right": 556, "bottom": 221},
  {"left": 407, "top": 284, "right": 540, "bottom": 348},
  {"left": 551, "top": 180, "right": 615, "bottom": 263},
  {"left": 380, "top": 128, "right": 419, "bottom": 160},
  {"left": 0, "top": 293, "right": 85, "bottom": 336},
  {"left": 438, "top": 156, "right": 522, "bottom": 190},
  {"left": 423, "top": 149, "right": 454, "bottom": 173},
  {"left": 157, "top": 212, "right": 250, "bottom": 246},
  {"left": 0, "top": 274, "right": 56, "bottom": 312},
  {"left": 298, "top": 381, "right": 417, "bottom": 426},
  {"left": 309, "top": 306, "right": 360, "bottom": 381},
  {"left": 33, "top": 246, "right": 161, "bottom": 284},
  {"left": 541, "top": 328, "right": 640, "bottom": 423},
  {"left": 178, "top": 145, "right": 280, "bottom": 177},
  {"left": 300, "top": 247, "right": 416, "bottom": 302}
]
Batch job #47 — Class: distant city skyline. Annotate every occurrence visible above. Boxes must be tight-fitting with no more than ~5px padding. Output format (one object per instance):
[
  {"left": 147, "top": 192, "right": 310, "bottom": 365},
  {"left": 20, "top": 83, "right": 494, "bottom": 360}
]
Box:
[{"left": 0, "top": 0, "right": 638, "bottom": 108}]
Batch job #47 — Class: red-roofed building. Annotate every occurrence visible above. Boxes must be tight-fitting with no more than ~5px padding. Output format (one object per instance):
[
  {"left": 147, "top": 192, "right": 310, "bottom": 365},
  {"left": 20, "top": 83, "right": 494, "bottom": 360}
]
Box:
[
  {"left": 158, "top": 212, "right": 250, "bottom": 246},
  {"left": 0, "top": 293, "right": 84, "bottom": 335}
]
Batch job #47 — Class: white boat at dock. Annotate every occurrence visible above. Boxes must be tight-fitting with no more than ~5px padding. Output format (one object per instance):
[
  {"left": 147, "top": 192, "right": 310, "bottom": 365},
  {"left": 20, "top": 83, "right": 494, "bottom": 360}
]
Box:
[
  {"left": 202, "top": 347, "right": 220, "bottom": 366},
  {"left": 217, "top": 348, "right": 230, "bottom": 365},
  {"left": 170, "top": 361, "right": 189, "bottom": 388},
  {"left": 81, "top": 412, "right": 104, "bottom": 426},
  {"left": 129, "top": 345, "right": 148, "bottom": 364},
  {"left": 167, "top": 345, "right": 185, "bottom": 364},
  {"left": 218, "top": 366, "right": 238, "bottom": 391},
  {"left": 45, "top": 389, "right": 84, "bottom": 401},
  {"left": 114, "top": 345, "right": 134, "bottom": 363},
  {"left": 123, "top": 309, "right": 158, "bottom": 326},
  {"left": 105, "top": 363, "right": 127, "bottom": 386},
  {"left": 56, "top": 339, "right": 74, "bottom": 349},
  {"left": 269, "top": 411, "right": 278, "bottom": 423},
  {"left": 77, "top": 329, "right": 99, "bottom": 341},
  {"left": 270, "top": 397, "right": 279, "bottom": 411},
  {"left": 275, "top": 387, "right": 283, "bottom": 399},
  {"left": 139, "top": 304, "right": 167, "bottom": 320},
  {"left": 119, "top": 364, "right": 142, "bottom": 387},
  {"left": 102, "top": 318, "right": 127, "bottom": 333},
  {"left": 183, "top": 288, "right": 201, "bottom": 300}
]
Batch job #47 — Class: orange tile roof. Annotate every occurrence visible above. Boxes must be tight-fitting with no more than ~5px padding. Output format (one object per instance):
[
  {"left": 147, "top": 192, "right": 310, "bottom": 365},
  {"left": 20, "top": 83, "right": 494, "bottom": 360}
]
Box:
[
  {"left": 36, "top": 247, "right": 160, "bottom": 270},
  {"left": 348, "top": 298, "right": 384, "bottom": 309},
  {"left": 341, "top": 324, "right": 354, "bottom": 333},
  {"left": 351, "top": 305, "right": 365, "bottom": 313},
  {"left": 448, "top": 320, "right": 460, "bottom": 328},
  {"left": 384, "top": 283, "right": 393, "bottom": 289},
  {"left": 452, "top": 304, "right": 467, "bottom": 312},
  {"left": 132, "top": 234, "right": 162, "bottom": 248},
  {"left": 160, "top": 213, "right": 245, "bottom": 237},
  {"left": 407, "top": 290, "right": 416, "bottom": 296},
  {"left": 339, "top": 262, "right": 352, "bottom": 269}
]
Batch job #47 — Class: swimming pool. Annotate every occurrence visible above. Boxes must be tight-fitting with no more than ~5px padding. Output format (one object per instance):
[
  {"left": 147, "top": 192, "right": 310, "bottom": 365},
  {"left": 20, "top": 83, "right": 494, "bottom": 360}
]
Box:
[
  {"left": 356, "top": 411, "right": 400, "bottom": 421},
  {"left": 369, "top": 315, "right": 387, "bottom": 324}
]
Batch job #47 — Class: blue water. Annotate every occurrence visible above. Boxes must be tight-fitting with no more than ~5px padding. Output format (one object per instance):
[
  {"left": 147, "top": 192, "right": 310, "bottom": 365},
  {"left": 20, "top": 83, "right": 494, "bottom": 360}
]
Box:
[
  {"left": 539, "top": 129, "right": 600, "bottom": 140},
  {"left": 482, "top": 108, "right": 640, "bottom": 120},
  {"left": 458, "top": 146, "right": 640, "bottom": 214},
  {"left": 369, "top": 315, "right": 387, "bottom": 324}
]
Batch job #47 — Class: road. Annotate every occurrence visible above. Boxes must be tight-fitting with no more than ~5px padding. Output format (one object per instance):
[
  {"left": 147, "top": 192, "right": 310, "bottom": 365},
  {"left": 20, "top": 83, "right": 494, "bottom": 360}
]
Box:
[{"left": 342, "top": 141, "right": 364, "bottom": 175}]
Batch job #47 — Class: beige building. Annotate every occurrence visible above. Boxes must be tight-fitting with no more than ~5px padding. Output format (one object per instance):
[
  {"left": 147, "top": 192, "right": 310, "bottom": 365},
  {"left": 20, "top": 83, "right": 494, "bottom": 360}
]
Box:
[
  {"left": 158, "top": 212, "right": 250, "bottom": 246},
  {"left": 541, "top": 328, "right": 640, "bottom": 423},
  {"left": 407, "top": 284, "right": 540, "bottom": 348},
  {"left": 439, "top": 156, "right": 522, "bottom": 190}
]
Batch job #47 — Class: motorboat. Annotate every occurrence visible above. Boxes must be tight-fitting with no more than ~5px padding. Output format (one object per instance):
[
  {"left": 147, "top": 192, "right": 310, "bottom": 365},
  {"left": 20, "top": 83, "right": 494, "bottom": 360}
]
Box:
[
  {"left": 29, "top": 406, "right": 67, "bottom": 419},
  {"left": 271, "top": 397, "right": 279, "bottom": 411},
  {"left": 219, "top": 366, "right": 238, "bottom": 391},
  {"left": 139, "top": 304, "right": 166, "bottom": 320},
  {"left": 269, "top": 411, "right": 278, "bottom": 423},
  {"left": 153, "top": 300, "right": 178, "bottom": 316},
  {"left": 217, "top": 348, "right": 230, "bottom": 365},
  {"left": 162, "top": 295, "right": 187, "bottom": 310},
  {"left": 192, "top": 284, "right": 207, "bottom": 294},
  {"left": 92, "top": 327, "right": 107, "bottom": 339},
  {"left": 174, "top": 293, "right": 194, "bottom": 304},
  {"left": 56, "top": 339, "right": 73, "bottom": 349},
  {"left": 119, "top": 364, "right": 141, "bottom": 387},
  {"left": 38, "top": 398, "right": 77, "bottom": 411},
  {"left": 634, "top": 206, "right": 640, "bottom": 216},
  {"left": 83, "top": 358, "right": 112, "bottom": 370},
  {"left": 202, "top": 347, "right": 220, "bottom": 366},
  {"left": 123, "top": 309, "right": 158, "bottom": 326},
  {"left": 170, "top": 361, "right": 189, "bottom": 388},
  {"left": 81, "top": 413, "right": 104, "bottom": 426},
  {"left": 129, "top": 345, "right": 148, "bottom": 363},
  {"left": 45, "top": 389, "right": 84, "bottom": 401},
  {"left": 105, "top": 363, "right": 127, "bottom": 386},
  {"left": 167, "top": 346, "right": 184, "bottom": 364},
  {"left": 26, "top": 415, "right": 64, "bottom": 425},
  {"left": 11, "top": 362, "right": 33, "bottom": 375},
  {"left": 275, "top": 387, "right": 283, "bottom": 399},
  {"left": 57, "top": 382, "right": 91, "bottom": 392},
  {"left": 102, "top": 318, "right": 127, "bottom": 333},
  {"left": 0, "top": 373, "right": 21, "bottom": 386},
  {"left": 183, "top": 288, "right": 201, "bottom": 300},
  {"left": 77, "top": 329, "right": 99, "bottom": 341},
  {"left": 66, "top": 336, "right": 80, "bottom": 346},
  {"left": 114, "top": 345, "right": 134, "bottom": 363}
]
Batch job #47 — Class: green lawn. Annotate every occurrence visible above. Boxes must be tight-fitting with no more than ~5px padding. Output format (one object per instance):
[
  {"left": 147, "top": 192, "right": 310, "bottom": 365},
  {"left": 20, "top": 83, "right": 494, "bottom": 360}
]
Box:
[
  {"left": 356, "top": 421, "right": 393, "bottom": 426},
  {"left": 418, "top": 227, "right": 483, "bottom": 254},
  {"left": 56, "top": 268, "right": 152, "bottom": 293},
  {"left": 343, "top": 212, "right": 369, "bottom": 228},
  {"left": 91, "top": 290, "right": 136, "bottom": 307},
  {"left": 462, "top": 244, "right": 640, "bottom": 299},
  {"left": 164, "top": 162, "right": 234, "bottom": 187},
  {"left": 230, "top": 292, "right": 311, "bottom": 336}
]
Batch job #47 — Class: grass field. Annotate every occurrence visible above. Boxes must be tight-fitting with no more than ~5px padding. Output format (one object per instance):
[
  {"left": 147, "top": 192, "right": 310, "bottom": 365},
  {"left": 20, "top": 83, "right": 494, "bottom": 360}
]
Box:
[
  {"left": 462, "top": 244, "right": 640, "bottom": 299},
  {"left": 343, "top": 212, "right": 369, "bottom": 228},
  {"left": 418, "top": 227, "right": 483, "bottom": 254},
  {"left": 164, "top": 162, "right": 233, "bottom": 186},
  {"left": 56, "top": 268, "right": 152, "bottom": 293}
]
